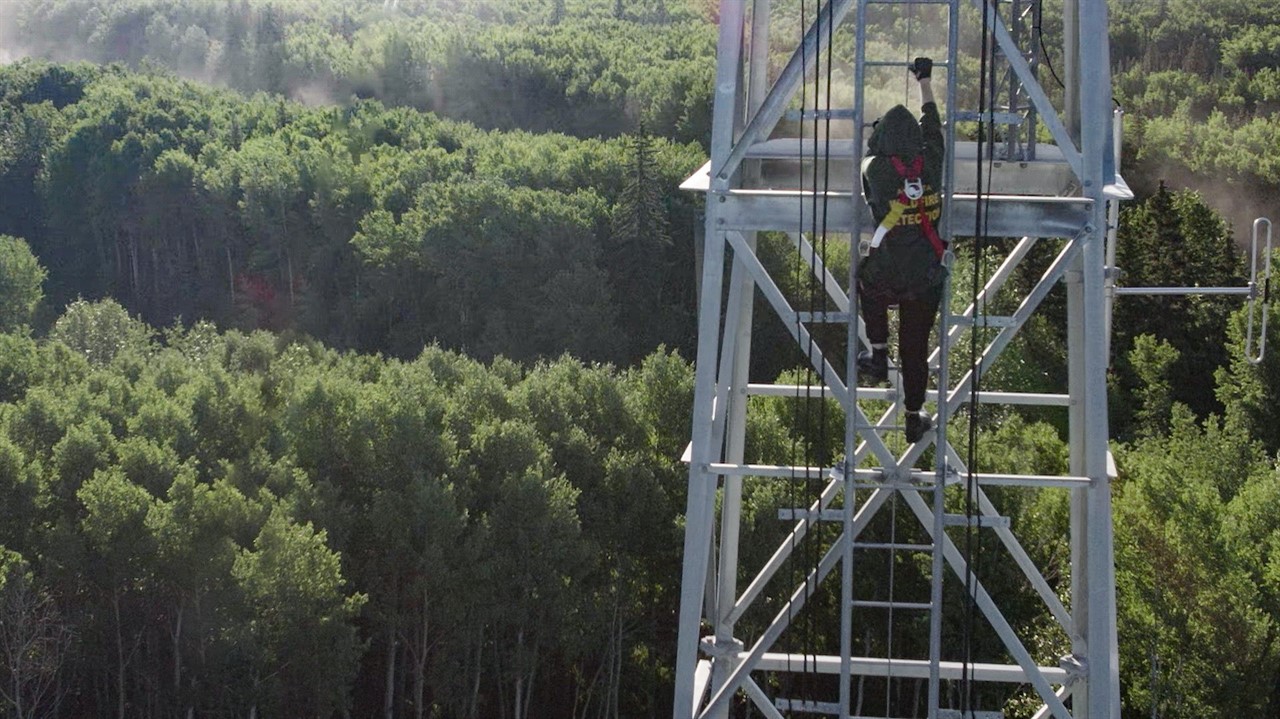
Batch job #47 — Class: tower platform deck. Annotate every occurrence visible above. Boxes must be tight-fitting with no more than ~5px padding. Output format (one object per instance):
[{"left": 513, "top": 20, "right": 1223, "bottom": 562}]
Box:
[{"left": 681, "top": 140, "right": 1130, "bottom": 238}]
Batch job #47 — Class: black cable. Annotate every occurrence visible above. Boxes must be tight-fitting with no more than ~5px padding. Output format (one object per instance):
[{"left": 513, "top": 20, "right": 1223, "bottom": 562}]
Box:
[
  {"left": 1032, "top": 0, "right": 1066, "bottom": 91},
  {"left": 962, "top": 0, "right": 997, "bottom": 713},
  {"left": 805, "top": 0, "right": 822, "bottom": 692},
  {"left": 785, "top": 0, "right": 810, "bottom": 695}
]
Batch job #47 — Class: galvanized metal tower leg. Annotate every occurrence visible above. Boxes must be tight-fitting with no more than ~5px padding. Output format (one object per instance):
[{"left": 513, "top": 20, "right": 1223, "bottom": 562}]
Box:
[
  {"left": 706, "top": 2, "right": 773, "bottom": 711},
  {"left": 673, "top": 231, "right": 726, "bottom": 719},
  {"left": 1068, "top": 0, "right": 1119, "bottom": 713},
  {"left": 1080, "top": 0, "right": 1119, "bottom": 712},
  {"left": 706, "top": 233, "right": 757, "bottom": 719},
  {"left": 672, "top": 6, "right": 747, "bottom": 718}
]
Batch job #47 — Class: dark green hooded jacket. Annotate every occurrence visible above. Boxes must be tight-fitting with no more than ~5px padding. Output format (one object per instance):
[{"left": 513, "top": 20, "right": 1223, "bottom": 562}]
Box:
[{"left": 859, "top": 101, "right": 946, "bottom": 300}]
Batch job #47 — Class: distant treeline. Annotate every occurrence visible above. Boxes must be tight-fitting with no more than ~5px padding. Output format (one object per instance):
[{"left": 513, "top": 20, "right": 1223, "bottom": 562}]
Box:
[
  {"left": 0, "top": 60, "right": 705, "bottom": 365},
  {"left": 9, "top": 0, "right": 1280, "bottom": 198},
  {"left": 1108, "top": 0, "right": 1280, "bottom": 217},
  {"left": 2, "top": 0, "right": 717, "bottom": 145}
]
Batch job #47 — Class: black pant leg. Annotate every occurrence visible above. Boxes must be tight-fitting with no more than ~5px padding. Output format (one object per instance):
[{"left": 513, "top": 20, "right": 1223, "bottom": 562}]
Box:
[
  {"left": 859, "top": 284, "right": 890, "bottom": 346},
  {"left": 898, "top": 289, "right": 942, "bottom": 412}
]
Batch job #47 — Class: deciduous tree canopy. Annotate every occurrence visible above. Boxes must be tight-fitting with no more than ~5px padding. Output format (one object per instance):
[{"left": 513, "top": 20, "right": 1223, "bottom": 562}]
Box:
[{"left": 2, "top": 1, "right": 1280, "bottom": 717}]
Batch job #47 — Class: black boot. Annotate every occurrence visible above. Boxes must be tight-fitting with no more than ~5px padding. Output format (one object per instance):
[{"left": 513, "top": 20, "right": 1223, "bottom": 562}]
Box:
[
  {"left": 857, "top": 348, "right": 889, "bottom": 385},
  {"left": 905, "top": 411, "right": 933, "bottom": 444}
]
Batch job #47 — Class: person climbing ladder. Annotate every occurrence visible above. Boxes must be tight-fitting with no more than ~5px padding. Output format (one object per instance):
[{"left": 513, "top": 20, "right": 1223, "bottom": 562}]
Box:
[{"left": 857, "top": 57, "right": 947, "bottom": 444}]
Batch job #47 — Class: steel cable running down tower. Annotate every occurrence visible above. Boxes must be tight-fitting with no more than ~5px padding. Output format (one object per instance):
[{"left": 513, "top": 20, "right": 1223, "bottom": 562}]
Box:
[
  {"left": 786, "top": 0, "right": 838, "bottom": 709},
  {"left": 960, "top": 0, "right": 1000, "bottom": 712},
  {"left": 783, "top": 0, "right": 809, "bottom": 702}
]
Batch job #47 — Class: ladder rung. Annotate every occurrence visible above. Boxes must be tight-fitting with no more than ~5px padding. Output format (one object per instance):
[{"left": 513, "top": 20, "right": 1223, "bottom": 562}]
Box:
[
  {"left": 795, "top": 311, "right": 854, "bottom": 323},
  {"left": 852, "top": 600, "right": 934, "bottom": 610},
  {"left": 954, "top": 110, "right": 1024, "bottom": 125},
  {"left": 864, "top": 59, "right": 932, "bottom": 68},
  {"left": 864, "top": 58, "right": 955, "bottom": 68},
  {"left": 785, "top": 108, "right": 857, "bottom": 121},
  {"left": 949, "top": 314, "right": 1018, "bottom": 328},
  {"left": 775, "top": 699, "right": 842, "bottom": 715},
  {"left": 851, "top": 482, "right": 938, "bottom": 491},
  {"left": 938, "top": 710, "right": 1006, "bottom": 719},
  {"left": 854, "top": 541, "right": 935, "bottom": 552},
  {"left": 849, "top": 711, "right": 942, "bottom": 716},
  {"left": 778, "top": 509, "right": 844, "bottom": 522},
  {"left": 867, "top": 0, "right": 955, "bottom": 5},
  {"left": 943, "top": 514, "right": 1011, "bottom": 528}
]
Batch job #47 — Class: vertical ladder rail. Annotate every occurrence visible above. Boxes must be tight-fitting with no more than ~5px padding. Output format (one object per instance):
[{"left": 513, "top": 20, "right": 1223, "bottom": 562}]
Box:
[
  {"left": 927, "top": 5, "right": 961, "bottom": 714},
  {"left": 840, "top": 0, "right": 962, "bottom": 713},
  {"left": 840, "top": 0, "right": 873, "bottom": 709}
]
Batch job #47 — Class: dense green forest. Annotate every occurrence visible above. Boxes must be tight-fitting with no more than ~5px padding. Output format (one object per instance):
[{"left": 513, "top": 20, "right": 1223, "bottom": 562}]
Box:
[
  {"left": 0, "top": 0, "right": 717, "bottom": 144},
  {"left": 2, "top": 0, "right": 1280, "bottom": 717},
  {"left": 0, "top": 59, "right": 705, "bottom": 366}
]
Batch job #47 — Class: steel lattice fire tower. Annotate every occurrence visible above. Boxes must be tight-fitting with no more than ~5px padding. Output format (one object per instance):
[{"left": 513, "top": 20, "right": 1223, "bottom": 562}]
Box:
[{"left": 673, "top": 0, "right": 1126, "bottom": 717}]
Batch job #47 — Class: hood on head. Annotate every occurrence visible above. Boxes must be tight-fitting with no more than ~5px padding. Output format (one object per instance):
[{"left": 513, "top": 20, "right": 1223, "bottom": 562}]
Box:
[{"left": 868, "top": 104, "right": 922, "bottom": 156}]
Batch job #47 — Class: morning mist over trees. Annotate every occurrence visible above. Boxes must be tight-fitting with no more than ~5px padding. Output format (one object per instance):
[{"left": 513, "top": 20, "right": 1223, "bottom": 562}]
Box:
[{"left": 1, "top": 0, "right": 1280, "bottom": 717}]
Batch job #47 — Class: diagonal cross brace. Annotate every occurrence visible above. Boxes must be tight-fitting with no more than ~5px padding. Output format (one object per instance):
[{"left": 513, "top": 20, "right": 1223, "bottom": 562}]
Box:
[
  {"left": 724, "top": 231, "right": 898, "bottom": 466},
  {"left": 945, "top": 230, "right": 1087, "bottom": 416},
  {"left": 727, "top": 469, "right": 846, "bottom": 625},
  {"left": 884, "top": 231, "right": 1086, "bottom": 476},
  {"left": 714, "top": 0, "right": 1083, "bottom": 189},
  {"left": 942, "top": 444, "right": 1073, "bottom": 631},
  {"left": 699, "top": 488, "right": 894, "bottom": 718},
  {"left": 934, "top": 236, "right": 1041, "bottom": 369},
  {"left": 713, "top": 0, "right": 855, "bottom": 188},
  {"left": 899, "top": 488, "right": 1075, "bottom": 719},
  {"left": 787, "top": 232, "right": 882, "bottom": 355},
  {"left": 972, "top": 0, "right": 1083, "bottom": 181}
]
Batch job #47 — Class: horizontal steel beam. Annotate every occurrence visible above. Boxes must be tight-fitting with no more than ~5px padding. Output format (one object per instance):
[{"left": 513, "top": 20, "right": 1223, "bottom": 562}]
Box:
[
  {"left": 751, "top": 653, "right": 1070, "bottom": 683},
  {"left": 685, "top": 187, "right": 1090, "bottom": 239},
  {"left": 1113, "top": 285, "right": 1252, "bottom": 296},
  {"left": 707, "top": 462, "right": 1090, "bottom": 487},
  {"left": 749, "top": 384, "right": 1071, "bottom": 406}
]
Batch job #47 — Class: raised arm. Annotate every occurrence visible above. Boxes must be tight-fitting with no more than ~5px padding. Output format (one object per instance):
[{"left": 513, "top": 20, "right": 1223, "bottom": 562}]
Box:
[
  {"left": 910, "top": 57, "right": 944, "bottom": 183},
  {"left": 918, "top": 77, "right": 934, "bottom": 107}
]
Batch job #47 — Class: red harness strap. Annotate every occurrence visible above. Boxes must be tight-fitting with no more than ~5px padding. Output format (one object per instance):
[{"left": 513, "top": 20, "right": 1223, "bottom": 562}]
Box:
[{"left": 889, "top": 155, "right": 946, "bottom": 260}]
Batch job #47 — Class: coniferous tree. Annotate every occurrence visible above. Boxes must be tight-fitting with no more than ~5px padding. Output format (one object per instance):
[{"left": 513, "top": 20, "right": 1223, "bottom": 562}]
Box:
[
  {"left": 1112, "top": 183, "right": 1244, "bottom": 435},
  {"left": 609, "top": 128, "right": 672, "bottom": 359},
  {"left": 253, "top": 5, "right": 287, "bottom": 95}
]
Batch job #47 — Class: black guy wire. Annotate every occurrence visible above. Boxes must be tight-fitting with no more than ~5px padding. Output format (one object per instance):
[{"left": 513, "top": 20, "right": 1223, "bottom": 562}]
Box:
[
  {"left": 1032, "top": 0, "right": 1066, "bottom": 91},
  {"left": 963, "top": 0, "right": 998, "bottom": 713},
  {"left": 805, "top": 0, "right": 820, "bottom": 695},
  {"left": 818, "top": 0, "right": 837, "bottom": 700},
  {"left": 786, "top": 0, "right": 810, "bottom": 694}
]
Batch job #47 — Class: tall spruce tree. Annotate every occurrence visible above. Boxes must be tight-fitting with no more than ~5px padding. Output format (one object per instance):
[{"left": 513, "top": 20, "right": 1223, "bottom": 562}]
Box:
[
  {"left": 1113, "top": 183, "right": 1245, "bottom": 435},
  {"left": 609, "top": 128, "right": 672, "bottom": 359}
]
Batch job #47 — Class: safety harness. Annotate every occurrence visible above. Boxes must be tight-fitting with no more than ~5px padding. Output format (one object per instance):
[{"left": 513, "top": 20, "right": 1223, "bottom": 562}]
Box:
[{"left": 868, "top": 155, "right": 946, "bottom": 260}]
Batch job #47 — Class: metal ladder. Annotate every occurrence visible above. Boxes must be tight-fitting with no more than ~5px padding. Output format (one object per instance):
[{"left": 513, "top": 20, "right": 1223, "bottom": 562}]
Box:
[{"left": 837, "top": 0, "right": 962, "bottom": 713}]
